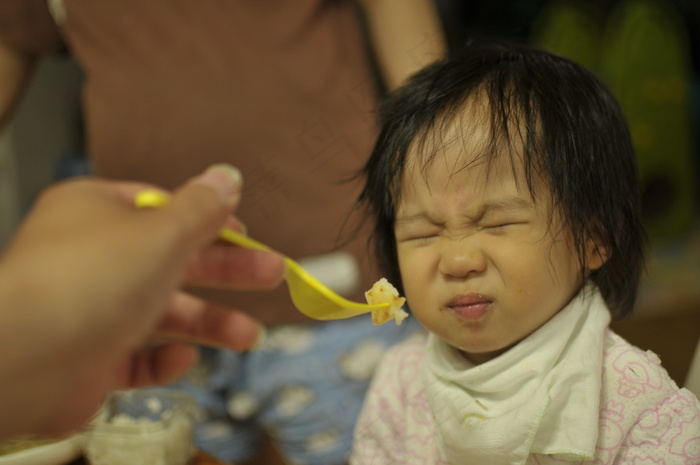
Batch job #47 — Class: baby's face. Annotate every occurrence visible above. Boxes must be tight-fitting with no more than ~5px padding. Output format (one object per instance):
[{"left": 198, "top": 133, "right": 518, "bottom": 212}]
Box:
[{"left": 394, "top": 102, "right": 599, "bottom": 364}]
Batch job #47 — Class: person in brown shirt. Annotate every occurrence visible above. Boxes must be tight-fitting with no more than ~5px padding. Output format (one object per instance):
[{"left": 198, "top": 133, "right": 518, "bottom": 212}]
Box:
[{"left": 0, "top": 1, "right": 446, "bottom": 463}]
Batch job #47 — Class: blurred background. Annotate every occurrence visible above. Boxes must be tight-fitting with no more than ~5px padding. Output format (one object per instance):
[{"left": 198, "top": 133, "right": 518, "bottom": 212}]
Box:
[{"left": 0, "top": 0, "right": 698, "bottom": 386}]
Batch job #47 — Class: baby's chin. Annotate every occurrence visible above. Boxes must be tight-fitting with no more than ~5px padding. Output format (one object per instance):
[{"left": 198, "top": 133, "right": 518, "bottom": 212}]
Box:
[{"left": 455, "top": 340, "right": 518, "bottom": 365}]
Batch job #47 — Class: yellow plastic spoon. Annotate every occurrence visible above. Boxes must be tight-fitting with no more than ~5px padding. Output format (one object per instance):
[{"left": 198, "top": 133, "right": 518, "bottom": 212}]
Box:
[{"left": 135, "top": 190, "right": 389, "bottom": 321}]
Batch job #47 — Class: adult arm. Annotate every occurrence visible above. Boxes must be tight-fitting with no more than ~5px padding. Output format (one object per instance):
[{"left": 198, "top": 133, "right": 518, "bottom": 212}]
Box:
[
  {"left": 0, "top": 36, "right": 35, "bottom": 128},
  {"left": 0, "top": 165, "right": 285, "bottom": 438},
  {"left": 0, "top": 0, "right": 67, "bottom": 128},
  {"left": 357, "top": 0, "right": 448, "bottom": 90}
]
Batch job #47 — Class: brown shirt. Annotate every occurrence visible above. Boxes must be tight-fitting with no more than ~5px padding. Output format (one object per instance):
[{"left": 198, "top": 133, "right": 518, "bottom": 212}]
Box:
[{"left": 2, "top": 0, "right": 382, "bottom": 325}]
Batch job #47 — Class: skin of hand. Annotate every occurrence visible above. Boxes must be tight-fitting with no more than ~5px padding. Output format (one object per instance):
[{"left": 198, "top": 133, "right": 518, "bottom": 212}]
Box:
[
  {"left": 357, "top": 0, "right": 447, "bottom": 90},
  {"left": 0, "top": 165, "right": 285, "bottom": 439}
]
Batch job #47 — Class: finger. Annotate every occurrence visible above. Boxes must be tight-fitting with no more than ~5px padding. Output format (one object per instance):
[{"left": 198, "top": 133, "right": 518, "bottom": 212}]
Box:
[
  {"left": 184, "top": 245, "right": 285, "bottom": 290},
  {"left": 123, "top": 344, "right": 199, "bottom": 389},
  {"left": 153, "top": 292, "right": 266, "bottom": 352},
  {"left": 163, "top": 165, "right": 245, "bottom": 250},
  {"left": 222, "top": 215, "right": 247, "bottom": 234}
]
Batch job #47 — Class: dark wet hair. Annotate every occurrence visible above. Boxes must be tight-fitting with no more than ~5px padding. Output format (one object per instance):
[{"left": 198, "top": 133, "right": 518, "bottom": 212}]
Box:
[{"left": 359, "top": 42, "right": 646, "bottom": 319}]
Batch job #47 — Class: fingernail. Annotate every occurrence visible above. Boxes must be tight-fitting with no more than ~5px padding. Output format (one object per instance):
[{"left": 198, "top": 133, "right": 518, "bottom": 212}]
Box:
[
  {"left": 249, "top": 324, "right": 267, "bottom": 351},
  {"left": 196, "top": 164, "right": 243, "bottom": 202}
]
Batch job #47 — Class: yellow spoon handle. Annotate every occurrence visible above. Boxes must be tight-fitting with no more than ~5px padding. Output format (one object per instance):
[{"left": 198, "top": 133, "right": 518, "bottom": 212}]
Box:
[
  {"left": 133, "top": 189, "right": 170, "bottom": 208},
  {"left": 135, "top": 189, "right": 269, "bottom": 252},
  {"left": 134, "top": 189, "right": 393, "bottom": 322},
  {"left": 217, "top": 227, "right": 271, "bottom": 252}
]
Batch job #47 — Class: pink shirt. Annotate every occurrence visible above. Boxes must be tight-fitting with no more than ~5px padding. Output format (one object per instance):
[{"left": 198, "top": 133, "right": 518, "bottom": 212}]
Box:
[{"left": 352, "top": 331, "right": 700, "bottom": 464}]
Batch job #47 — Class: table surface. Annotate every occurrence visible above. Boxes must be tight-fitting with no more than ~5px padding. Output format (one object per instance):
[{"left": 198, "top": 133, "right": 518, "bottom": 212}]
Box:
[{"left": 70, "top": 451, "right": 229, "bottom": 465}]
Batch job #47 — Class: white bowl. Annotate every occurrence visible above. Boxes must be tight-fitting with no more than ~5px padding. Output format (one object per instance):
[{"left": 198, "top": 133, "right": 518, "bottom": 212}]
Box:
[{"left": 0, "top": 434, "right": 84, "bottom": 465}]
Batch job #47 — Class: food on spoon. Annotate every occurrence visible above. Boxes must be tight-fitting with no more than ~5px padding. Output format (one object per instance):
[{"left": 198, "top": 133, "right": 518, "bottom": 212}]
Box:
[{"left": 364, "top": 278, "right": 408, "bottom": 325}]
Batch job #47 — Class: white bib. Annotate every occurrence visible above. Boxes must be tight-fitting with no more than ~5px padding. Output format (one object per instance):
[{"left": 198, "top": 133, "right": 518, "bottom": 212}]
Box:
[{"left": 425, "top": 286, "right": 611, "bottom": 465}]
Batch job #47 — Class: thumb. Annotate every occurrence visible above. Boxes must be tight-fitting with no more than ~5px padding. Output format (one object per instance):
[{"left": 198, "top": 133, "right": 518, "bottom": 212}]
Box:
[{"left": 164, "top": 164, "right": 244, "bottom": 250}]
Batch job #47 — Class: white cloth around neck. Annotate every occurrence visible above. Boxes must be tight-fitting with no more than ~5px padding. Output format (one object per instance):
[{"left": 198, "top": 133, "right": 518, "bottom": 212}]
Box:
[{"left": 424, "top": 285, "right": 611, "bottom": 465}]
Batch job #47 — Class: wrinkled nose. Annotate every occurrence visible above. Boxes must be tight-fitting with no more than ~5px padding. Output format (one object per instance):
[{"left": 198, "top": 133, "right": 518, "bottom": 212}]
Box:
[{"left": 438, "top": 239, "right": 486, "bottom": 279}]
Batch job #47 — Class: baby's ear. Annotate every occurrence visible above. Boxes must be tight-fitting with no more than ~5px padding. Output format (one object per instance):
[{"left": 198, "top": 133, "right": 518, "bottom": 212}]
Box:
[{"left": 585, "top": 225, "right": 608, "bottom": 271}]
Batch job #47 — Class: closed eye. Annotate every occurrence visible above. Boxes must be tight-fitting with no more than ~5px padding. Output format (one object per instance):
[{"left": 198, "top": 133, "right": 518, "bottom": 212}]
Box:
[
  {"left": 395, "top": 220, "right": 441, "bottom": 243},
  {"left": 396, "top": 230, "right": 440, "bottom": 243},
  {"left": 397, "top": 232, "right": 439, "bottom": 243},
  {"left": 486, "top": 223, "right": 512, "bottom": 230},
  {"left": 410, "top": 234, "right": 438, "bottom": 242},
  {"left": 483, "top": 222, "right": 525, "bottom": 233}
]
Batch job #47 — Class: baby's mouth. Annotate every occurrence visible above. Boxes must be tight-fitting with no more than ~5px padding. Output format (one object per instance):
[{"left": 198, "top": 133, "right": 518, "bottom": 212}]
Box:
[{"left": 446, "top": 294, "right": 492, "bottom": 321}]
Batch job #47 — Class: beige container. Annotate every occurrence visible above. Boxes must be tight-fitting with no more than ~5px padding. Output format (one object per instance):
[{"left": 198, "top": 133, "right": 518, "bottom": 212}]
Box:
[{"left": 84, "top": 389, "right": 196, "bottom": 465}]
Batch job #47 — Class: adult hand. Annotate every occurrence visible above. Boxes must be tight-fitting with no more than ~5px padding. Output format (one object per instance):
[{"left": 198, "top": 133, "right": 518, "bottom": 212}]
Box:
[{"left": 0, "top": 164, "right": 285, "bottom": 438}]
